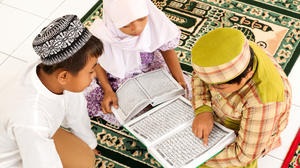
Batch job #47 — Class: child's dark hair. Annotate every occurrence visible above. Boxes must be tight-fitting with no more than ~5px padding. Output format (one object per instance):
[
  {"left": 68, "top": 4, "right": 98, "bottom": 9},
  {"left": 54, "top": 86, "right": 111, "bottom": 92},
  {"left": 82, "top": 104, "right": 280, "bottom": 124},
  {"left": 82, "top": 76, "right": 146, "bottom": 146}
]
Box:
[
  {"left": 40, "top": 35, "right": 103, "bottom": 76},
  {"left": 224, "top": 46, "right": 255, "bottom": 85}
]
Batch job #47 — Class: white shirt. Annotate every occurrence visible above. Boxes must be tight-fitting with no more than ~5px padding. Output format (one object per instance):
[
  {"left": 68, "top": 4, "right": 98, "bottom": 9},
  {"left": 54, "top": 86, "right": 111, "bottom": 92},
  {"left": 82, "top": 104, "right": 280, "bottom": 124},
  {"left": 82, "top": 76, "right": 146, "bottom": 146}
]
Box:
[{"left": 0, "top": 61, "right": 97, "bottom": 168}]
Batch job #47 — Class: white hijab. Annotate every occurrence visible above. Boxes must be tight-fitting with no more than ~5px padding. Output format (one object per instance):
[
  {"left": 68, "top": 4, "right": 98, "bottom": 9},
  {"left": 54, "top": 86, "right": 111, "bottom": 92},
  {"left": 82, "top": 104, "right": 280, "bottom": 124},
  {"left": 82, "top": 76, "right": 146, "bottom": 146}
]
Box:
[{"left": 89, "top": 0, "right": 179, "bottom": 79}]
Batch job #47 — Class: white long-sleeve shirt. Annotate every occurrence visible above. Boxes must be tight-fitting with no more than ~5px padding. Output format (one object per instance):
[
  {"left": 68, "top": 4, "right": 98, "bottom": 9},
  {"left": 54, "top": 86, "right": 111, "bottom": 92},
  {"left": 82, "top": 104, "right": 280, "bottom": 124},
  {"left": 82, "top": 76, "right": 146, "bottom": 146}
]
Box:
[{"left": 0, "top": 61, "right": 97, "bottom": 168}]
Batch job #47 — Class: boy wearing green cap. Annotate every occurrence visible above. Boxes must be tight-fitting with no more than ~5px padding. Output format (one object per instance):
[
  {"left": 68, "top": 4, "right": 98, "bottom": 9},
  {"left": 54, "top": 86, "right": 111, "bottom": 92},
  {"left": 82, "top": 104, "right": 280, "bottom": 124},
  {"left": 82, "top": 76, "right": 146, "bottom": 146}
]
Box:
[{"left": 191, "top": 27, "right": 292, "bottom": 168}]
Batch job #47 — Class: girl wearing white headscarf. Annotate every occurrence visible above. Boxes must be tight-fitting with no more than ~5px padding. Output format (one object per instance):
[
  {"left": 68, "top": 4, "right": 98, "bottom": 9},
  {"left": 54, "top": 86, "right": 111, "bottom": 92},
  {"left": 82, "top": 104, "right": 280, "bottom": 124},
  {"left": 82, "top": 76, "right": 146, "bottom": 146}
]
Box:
[{"left": 84, "top": 0, "right": 192, "bottom": 126}]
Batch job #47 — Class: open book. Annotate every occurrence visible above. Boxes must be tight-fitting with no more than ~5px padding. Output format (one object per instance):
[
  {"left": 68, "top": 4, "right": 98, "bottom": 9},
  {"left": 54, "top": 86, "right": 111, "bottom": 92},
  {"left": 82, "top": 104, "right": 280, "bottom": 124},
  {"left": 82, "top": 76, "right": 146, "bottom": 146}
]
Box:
[
  {"left": 123, "top": 96, "right": 236, "bottom": 168},
  {"left": 111, "top": 69, "right": 185, "bottom": 125}
]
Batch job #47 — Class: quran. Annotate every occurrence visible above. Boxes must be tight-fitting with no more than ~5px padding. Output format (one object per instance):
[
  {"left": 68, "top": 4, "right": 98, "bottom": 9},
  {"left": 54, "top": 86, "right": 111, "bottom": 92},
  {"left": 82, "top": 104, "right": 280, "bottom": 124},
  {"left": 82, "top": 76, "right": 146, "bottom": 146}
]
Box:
[
  {"left": 111, "top": 68, "right": 185, "bottom": 125},
  {"left": 123, "top": 96, "right": 236, "bottom": 168}
]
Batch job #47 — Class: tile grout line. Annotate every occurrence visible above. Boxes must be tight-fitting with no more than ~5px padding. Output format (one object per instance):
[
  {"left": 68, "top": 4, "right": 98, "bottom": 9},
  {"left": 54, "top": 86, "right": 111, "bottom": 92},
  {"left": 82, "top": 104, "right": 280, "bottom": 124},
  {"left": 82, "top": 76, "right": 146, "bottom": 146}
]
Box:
[
  {"left": 8, "top": 56, "right": 28, "bottom": 63},
  {"left": 9, "top": 18, "right": 50, "bottom": 62},
  {"left": 0, "top": 3, "right": 48, "bottom": 20},
  {"left": 292, "top": 104, "right": 300, "bottom": 108},
  {"left": 0, "top": 56, "right": 27, "bottom": 67},
  {"left": 1, "top": 1, "right": 66, "bottom": 64},
  {"left": 45, "top": 0, "right": 66, "bottom": 20},
  {"left": 266, "top": 154, "right": 284, "bottom": 161},
  {"left": 0, "top": 55, "right": 10, "bottom": 66},
  {"left": 0, "top": 3, "right": 51, "bottom": 64}
]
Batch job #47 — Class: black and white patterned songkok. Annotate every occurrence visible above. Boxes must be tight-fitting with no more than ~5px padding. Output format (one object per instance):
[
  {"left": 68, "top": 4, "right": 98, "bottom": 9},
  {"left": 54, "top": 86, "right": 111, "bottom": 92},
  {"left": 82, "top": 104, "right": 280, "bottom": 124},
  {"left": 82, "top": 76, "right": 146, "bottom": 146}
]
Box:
[{"left": 32, "top": 15, "right": 91, "bottom": 65}]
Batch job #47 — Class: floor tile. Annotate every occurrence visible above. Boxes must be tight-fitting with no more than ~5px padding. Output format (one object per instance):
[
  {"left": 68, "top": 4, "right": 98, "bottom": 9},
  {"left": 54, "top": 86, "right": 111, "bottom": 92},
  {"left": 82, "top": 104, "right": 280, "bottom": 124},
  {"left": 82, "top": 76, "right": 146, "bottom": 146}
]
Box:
[
  {"left": 288, "top": 57, "right": 300, "bottom": 107},
  {"left": 1, "top": 0, "right": 64, "bottom": 18},
  {"left": 267, "top": 105, "right": 300, "bottom": 160},
  {"left": 48, "top": 0, "right": 98, "bottom": 20},
  {"left": 0, "top": 57, "right": 27, "bottom": 92},
  {"left": 11, "top": 20, "right": 50, "bottom": 63},
  {"left": 0, "top": 52, "right": 9, "bottom": 65},
  {"left": 0, "top": 4, "right": 44, "bottom": 55},
  {"left": 258, "top": 155, "right": 283, "bottom": 168}
]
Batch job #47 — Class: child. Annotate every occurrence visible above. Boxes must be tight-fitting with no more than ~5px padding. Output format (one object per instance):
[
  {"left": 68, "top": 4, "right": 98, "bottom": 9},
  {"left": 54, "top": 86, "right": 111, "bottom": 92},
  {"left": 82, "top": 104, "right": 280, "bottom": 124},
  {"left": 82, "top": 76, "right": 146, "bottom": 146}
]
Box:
[
  {"left": 0, "top": 15, "right": 103, "bottom": 168},
  {"left": 84, "top": 0, "right": 192, "bottom": 126},
  {"left": 191, "top": 27, "right": 292, "bottom": 168}
]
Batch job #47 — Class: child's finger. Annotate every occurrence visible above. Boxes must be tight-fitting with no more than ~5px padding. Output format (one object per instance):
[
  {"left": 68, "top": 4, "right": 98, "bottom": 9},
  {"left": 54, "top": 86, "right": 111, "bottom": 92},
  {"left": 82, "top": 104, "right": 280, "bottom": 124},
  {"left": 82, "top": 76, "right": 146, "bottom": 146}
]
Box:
[
  {"left": 105, "top": 101, "right": 113, "bottom": 113},
  {"left": 197, "top": 128, "right": 203, "bottom": 139},
  {"left": 203, "top": 129, "right": 209, "bottom": 147},
  {"left": 101, "top": 104, "right": 107, "bottom": 114},
  {"left": 178, "top": 82, "right": 186, "bottom": 90},
  {"left": 101, "top": 101, "right": 110, "bottom": 114},
  {"left": 112, "top": 97, "right": 118, "bottom": 109}
]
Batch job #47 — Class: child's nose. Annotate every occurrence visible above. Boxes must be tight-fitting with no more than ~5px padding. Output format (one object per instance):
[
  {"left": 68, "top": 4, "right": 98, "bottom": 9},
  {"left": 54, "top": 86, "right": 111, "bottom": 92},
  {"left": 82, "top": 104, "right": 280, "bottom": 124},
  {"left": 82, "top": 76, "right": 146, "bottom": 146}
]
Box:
[{"left": 131, "top": 21, "right": 142, "bottom": 33}]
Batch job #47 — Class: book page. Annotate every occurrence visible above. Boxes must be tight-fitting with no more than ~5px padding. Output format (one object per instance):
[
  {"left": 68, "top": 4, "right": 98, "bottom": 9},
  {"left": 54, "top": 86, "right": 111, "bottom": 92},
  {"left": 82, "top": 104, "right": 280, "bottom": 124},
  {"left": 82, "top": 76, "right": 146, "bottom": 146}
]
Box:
[
  {"left": 116, "top": 79, "right": 149, "bottom": 116},
  {"left": 124, "top": 97, "right": 194, "bottom": 145},
  {"left": 135, "top": 69, "right": 181, "bottom": 99},
  {"left": 149, "top": 123, "right": 234, "bottom": 168}
]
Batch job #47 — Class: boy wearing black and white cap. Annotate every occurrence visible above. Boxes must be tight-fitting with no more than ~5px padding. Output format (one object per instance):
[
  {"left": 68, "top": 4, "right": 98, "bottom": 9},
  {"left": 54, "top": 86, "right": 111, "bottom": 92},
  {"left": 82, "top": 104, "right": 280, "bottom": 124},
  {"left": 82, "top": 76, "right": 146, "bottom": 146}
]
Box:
[{"left": 0, "top": 15, "right": 103, "bottom": 168}]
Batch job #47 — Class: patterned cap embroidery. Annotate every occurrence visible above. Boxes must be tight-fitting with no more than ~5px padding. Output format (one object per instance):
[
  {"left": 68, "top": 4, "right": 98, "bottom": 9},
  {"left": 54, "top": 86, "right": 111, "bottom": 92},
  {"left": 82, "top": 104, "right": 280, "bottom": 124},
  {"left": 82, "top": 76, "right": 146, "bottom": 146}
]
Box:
[{"left": 33, "top": 15, "right": 91, "bottom": 65}]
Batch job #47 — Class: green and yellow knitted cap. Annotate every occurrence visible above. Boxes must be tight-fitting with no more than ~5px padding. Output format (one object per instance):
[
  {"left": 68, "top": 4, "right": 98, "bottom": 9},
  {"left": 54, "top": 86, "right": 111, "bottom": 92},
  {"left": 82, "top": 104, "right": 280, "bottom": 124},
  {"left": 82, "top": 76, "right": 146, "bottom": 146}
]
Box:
[{"left": 191, "top": 27, "right": 250, "bottom": 84}]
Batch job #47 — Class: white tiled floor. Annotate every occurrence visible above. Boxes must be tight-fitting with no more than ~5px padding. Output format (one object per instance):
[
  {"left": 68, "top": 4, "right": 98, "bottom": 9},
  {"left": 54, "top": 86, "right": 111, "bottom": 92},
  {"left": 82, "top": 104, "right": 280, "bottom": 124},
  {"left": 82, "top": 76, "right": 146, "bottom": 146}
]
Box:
[{"left": 0, "top": 0, "right": 299, "bottom": 167}]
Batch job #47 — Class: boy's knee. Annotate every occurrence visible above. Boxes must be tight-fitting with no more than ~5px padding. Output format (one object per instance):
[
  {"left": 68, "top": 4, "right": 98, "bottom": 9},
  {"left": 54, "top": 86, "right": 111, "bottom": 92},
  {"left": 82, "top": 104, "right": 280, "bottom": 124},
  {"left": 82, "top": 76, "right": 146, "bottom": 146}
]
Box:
[
  {"left": 63, "top": 148, "right": 96, "bottom": 168},
  {"left": 84, "top": 149, "right": 96, "bottom": 168},
  {"left": 52, "top": 128, "right": 96, "bottom": 168}
]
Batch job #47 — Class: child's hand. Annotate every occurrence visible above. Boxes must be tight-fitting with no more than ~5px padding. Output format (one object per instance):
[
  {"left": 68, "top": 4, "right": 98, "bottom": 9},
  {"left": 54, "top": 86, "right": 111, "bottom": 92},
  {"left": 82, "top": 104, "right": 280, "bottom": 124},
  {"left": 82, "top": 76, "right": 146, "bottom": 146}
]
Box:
[
  {"left": 192, "top": 112, "right": 214, "bottom": 146},
  {"left": 93, "top": 148, "right": 101, "bottom": 156},
  {"left": 178, "top": 81, "right": 186, "bottom": 90},
  {"left": 101, "top": 90, "right": 118, "bottom": 114}
]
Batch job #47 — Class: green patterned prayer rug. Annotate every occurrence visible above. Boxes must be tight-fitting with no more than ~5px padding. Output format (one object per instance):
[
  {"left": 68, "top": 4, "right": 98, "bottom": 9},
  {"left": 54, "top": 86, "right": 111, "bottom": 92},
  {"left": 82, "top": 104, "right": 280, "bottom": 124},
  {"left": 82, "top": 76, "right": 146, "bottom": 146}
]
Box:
[{"left": 81, "top": 1, "right": 300, "bottom": 167}]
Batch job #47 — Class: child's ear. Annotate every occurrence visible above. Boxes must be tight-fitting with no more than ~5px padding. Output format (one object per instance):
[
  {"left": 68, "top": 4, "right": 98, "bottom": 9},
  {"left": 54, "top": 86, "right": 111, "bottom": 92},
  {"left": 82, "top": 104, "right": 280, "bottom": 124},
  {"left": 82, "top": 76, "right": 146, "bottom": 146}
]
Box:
[
  {"left": 246, "top": 70, "right": 254, "bottom": 79},
  {"left": 57, "top": 70, "right": 69, "bottom": 85}
]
